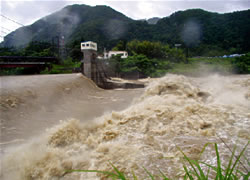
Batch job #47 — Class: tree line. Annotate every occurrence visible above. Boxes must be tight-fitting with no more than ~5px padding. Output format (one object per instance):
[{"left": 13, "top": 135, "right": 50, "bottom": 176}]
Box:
[
  {"left": 0, "top": 39, "right": 249, "bottom": 76},
  {"left": 2, "top": 6, "right": 250, "bottom": 58}
]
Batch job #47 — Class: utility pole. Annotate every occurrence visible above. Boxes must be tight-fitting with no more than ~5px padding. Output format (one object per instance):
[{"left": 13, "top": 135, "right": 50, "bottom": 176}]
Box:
[
  {"left": 55, "top": 23, "right": 66, "bottom": 61},
  {"left": 59, "top": 35, "right": 66, "bottom": 60},
  {"left": 51, "top": 36, "right": 59, "bottom": 57}
]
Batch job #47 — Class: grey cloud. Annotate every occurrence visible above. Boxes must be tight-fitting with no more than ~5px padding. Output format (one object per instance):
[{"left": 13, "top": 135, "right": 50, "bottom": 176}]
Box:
[
  {"left": 1, "top": 0, "right": 250, "bottom": 34},
  {"left": 1, "top": 0, "right": 249, "bottom": 43},
  {"left": 2, "top": 1, "right": 250, "bottom": 25},
  {"left": 102, "top": 19, "right": 128, "bottom": 39},
  {"left": 104, "top": 2, "right": 139, "bottom": 19},
  {"left": 1, "top": 1, "right": 81, "bottom": 26},
  {"left": 107, "top": 1, "right": 250, "bottom": 19},
  {"left": 181, "top": 19, "right": 202, "bottom": 47}
]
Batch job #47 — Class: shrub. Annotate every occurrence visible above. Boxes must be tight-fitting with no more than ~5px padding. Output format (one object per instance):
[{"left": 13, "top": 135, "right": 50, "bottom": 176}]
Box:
[{"left": 232, "top": 53, "right": 250, "bottom": 74}]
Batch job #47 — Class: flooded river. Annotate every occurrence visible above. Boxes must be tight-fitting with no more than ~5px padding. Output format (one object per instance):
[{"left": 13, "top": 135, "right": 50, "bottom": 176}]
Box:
[{"left": 0, "top": 73, "right": 249, "bottom": 179}]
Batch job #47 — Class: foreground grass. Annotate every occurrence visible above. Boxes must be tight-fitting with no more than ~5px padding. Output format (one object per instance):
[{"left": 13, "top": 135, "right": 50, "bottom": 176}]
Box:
[{"left": 64, "top": 142, "right": 249, "bottom": 179}]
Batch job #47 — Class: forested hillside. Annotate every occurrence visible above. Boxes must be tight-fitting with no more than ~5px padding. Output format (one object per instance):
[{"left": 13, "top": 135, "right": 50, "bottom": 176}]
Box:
[
  {"left": 1, "top": 5, "right": 250, "bottom": 56},
  {"left": 1, "top": 4, "right": 133, "bottom": 50},
  {"left": 154, "top": 9, "right": 250, "bottom": 56}
]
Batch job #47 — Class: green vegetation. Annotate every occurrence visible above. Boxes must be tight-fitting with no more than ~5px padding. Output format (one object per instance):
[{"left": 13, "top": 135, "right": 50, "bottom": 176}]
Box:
[
  {"left": 2, "top": 6, "right": 250, "bottom": 57},
  {"left": 126, "top": 40, "right": 168, "bottom": 59},
  {"left": 0, "top": 42, "right": 57, "bottom": 75},
  {"left": 232, "top": 53, "right": 250, "bottom": 74},
  {"left": 109, "top": 40, "right": 184, "bottom": 78},
  {"left": 1, "top": 5, "right": 250, "bottom": 76},
  {"left": 22, "top": 41, "right": 55, "bottom": 57},
  {"left": 0, "top": 41, "right": 55, "bottom": 57},
  {"left": 1, "top": 39, "right": 249, "bottom": 76},
  {"left": 120, "top": 54, "right": 156, "bottom": 76},
  {"left": 41, "top": 57, "right": 81, "bottom": 74},
  {"left": 168, "top": 57, "right": 234, "bottom": 76},
  {"left": 107, "top": 40, "right": 240, "bottom": 78},
  {"left": 64, "top": 142, "right": 249, "bottom": 179},
  {"left": 0, "top": 67, "right": 26, "bottom": 76},
  {"left": 0, "top": 47, "right": 20, "bottom": 56},
  {"left": 0, "top": 41, "right": 81, "bottom": 75}
]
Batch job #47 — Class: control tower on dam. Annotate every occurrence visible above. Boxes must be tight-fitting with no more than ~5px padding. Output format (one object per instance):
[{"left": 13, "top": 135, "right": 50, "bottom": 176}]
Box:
[{"left": 81, "top": 41, "right": 109, "bottom": 89}]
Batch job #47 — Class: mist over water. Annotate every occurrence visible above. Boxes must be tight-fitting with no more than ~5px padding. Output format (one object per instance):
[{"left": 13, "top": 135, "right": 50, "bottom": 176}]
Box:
[
  {"left": 1, "top": 74, "right": 250, "bottom": 179},
  {"left": 3, "top": 6, "right": 82, "bottom": 47},
  {"left": 181, "top": 20, "right": 202, "bottom": 47},
  {"left": 103, "top": 19, "right": 128, "bottom": 40}
]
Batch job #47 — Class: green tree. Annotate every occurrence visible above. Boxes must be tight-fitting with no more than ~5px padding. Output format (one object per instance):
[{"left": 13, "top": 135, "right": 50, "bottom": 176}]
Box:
[
  {"left": 121, "top": 54, "right": 155, "bottom": 76},
  {"left": 109, "top": 55, "right": 124, "bottom": 77},
  {"left": 127, "top": 40, "right": 166, "bottom": 59},
  {"left": 109, "top": 40, "right": 185, "bottom": 78},
  {"left": 68, "top": 39, "right": 83, "bottom": 61},
  {"left": 232, "top": 53, "right": 250, "bottom": 74},
  {"left": 112, "top": 40, "right": 127, "bottom": 51},
  {"left": 0, "top": 47, "right": 20, "bottom": 56},
  {"left": 23, "top": 41, "right": 54, "bottom": 57},
  {"left": 165, "top": 45, "right": 185, "bottom": 62}
]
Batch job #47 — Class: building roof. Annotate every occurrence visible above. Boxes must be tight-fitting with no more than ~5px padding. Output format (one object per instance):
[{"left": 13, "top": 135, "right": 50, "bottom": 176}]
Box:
[
  {"left": 81, "top": 41, "right": 96, "bottom": 44},
  {"left": 108, "top": 51, "right": 127, "bottom": 53}
]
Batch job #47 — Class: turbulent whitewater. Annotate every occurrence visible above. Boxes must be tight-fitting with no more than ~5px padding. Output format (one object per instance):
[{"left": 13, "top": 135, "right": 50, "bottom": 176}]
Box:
[{"left": 1, "top": 74, "right": 250, "bottom": 180}]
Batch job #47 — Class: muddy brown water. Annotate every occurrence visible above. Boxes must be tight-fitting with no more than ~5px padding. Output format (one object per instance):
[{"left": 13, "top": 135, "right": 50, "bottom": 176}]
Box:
[
  {"left": 0, "top": 73, "right": 249, "bottom": 179},
  {"left": 0, "top": 74, "right": 142, "bottom": 145}
]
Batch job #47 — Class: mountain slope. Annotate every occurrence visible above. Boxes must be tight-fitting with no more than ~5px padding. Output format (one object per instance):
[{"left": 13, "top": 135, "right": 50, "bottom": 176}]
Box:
[
  {"left": 154, "top": 9, "right": 250, "bottom": 52},
  {"left": 1, "top": 5, "right": 250, "bottom": 55},
  {"left": 147, "top": 17, "right": 161, "bottom": 24},
  {"left": 2, "top": 4, "right": 133, "bottom": 49}
]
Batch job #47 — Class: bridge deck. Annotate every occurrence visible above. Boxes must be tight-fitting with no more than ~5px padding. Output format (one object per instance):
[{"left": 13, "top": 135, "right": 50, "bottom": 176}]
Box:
[
  {"left": 0, "top": 56, "right": 57, "bottom": 68},
  {"left": 0, "top": 62, "right": 48, "bottom": 68},
  {"left": 0, "top": 56, "right": 58, "bottom": 62}
]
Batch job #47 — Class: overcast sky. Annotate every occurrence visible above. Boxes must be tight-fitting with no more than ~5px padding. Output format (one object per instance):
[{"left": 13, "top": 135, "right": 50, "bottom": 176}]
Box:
[{"left": 1, "top": 0, "right": 250, "bottom": 42}]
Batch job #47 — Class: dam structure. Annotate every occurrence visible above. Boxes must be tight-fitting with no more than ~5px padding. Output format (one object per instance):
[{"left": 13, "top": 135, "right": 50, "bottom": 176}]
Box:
[
  {"left": 81, "top": 41, "right": 144, "bottom": 89},
  {"left": 81, "top": 41, "right": 110, "bottom": 89}
]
